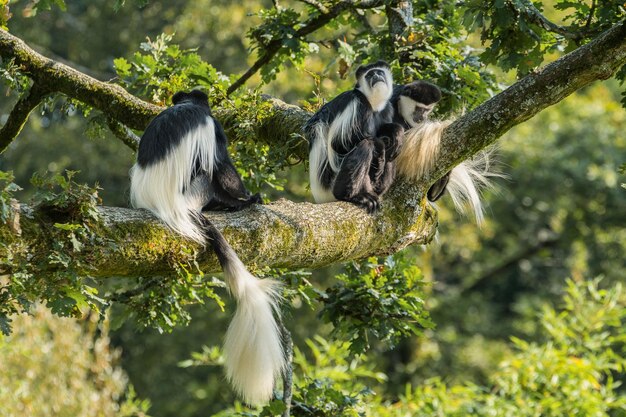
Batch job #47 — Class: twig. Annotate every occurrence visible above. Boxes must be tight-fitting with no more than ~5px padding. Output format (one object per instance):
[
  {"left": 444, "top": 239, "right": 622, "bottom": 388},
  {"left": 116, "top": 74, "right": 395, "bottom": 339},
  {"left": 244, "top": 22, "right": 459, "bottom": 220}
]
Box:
[
  {"left": 460, "top": 235, "right": 560, "bottom": 294},
  {"left": 585, "top": 0, "right": 596, "bottom": 30},
  {"left": 0, "top": 82, "right": 50, "bottom": 154}
]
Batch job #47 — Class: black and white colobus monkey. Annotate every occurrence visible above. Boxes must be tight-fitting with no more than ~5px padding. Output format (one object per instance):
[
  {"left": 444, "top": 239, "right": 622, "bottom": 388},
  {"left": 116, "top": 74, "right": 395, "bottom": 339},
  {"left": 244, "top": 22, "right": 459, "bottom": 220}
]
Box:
[
  {"left": 305, "top": 60, "right": 405, "bottom": 213},
  {"left": 393, "top": 81, "right": 496, "bottom": 224},
  {"left": 129, "top": 90, "right": 284, "bottom": 405}
]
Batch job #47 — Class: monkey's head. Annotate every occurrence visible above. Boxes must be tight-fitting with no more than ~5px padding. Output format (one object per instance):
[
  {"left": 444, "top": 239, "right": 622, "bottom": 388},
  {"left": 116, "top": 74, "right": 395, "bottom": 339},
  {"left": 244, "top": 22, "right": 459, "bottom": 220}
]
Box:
[
  {"left": 396, "top": 81, "right": 441, "bottom": 127},
  {"left": 172, "top": 90, "right": 211, "bottom": 109},
  {"left": 355, "top": 60, "right": 393, "bottom": 111}
]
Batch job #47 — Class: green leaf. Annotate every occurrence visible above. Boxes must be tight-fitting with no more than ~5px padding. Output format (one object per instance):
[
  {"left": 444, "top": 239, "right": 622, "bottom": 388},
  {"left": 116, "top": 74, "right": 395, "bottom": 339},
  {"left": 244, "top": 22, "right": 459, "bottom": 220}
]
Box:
[{"left": 0, "top": 314, "right": 11, "bottom": 336}]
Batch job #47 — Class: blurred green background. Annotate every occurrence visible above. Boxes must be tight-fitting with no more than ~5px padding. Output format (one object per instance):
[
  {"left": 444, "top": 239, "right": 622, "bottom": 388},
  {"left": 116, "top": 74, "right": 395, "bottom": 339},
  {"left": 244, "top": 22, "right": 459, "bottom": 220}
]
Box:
[{"left": 1, "top": 0, "right": 625, "bottom": 416}]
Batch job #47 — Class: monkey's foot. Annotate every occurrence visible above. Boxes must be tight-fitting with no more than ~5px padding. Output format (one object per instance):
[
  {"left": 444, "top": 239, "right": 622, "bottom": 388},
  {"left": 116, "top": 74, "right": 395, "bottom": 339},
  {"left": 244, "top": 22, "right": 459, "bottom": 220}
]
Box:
[{"left": 348, "top": 193, "right": 380, "bottom": 214}]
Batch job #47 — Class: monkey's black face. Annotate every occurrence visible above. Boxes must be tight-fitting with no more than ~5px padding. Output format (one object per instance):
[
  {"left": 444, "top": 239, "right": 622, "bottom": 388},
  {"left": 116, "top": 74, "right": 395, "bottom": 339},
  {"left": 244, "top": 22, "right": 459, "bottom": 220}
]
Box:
[{"left": 365, "top": 69, "right": 388, "bottom": 89}]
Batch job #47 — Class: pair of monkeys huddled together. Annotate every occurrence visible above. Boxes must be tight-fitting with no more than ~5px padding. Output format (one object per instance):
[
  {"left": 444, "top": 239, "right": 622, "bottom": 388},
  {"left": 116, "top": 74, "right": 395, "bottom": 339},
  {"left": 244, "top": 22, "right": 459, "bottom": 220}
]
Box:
[{"left": 129, "top": 60, "right": 487, "bottom": 405}]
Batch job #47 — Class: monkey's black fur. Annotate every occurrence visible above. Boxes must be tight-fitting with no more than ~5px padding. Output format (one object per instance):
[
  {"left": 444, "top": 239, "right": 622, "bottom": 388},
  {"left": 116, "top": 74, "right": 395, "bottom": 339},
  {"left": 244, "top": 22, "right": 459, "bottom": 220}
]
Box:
[
  {"left": 140, "top": 90, "right": 260, "bottom": 211},
  {"left": 305, "top": 60, "right": 404, "bottom": 213}
]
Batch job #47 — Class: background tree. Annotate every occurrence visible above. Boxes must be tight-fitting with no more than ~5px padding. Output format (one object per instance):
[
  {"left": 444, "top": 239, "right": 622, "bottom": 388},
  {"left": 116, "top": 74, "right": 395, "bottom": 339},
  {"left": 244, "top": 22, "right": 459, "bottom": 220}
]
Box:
[{"left": 0, "top": 0, "right": 625, "bottom": 416}]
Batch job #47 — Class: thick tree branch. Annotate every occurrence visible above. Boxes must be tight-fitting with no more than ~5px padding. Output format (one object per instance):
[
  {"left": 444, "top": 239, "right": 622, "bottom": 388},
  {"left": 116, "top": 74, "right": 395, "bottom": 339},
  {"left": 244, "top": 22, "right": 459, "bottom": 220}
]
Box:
[
  {"left": 1, "top": 21, "right": 625, "bottom": 278},
  {"left": 226, "top": 0, "right": 387, "bottom": 95},
  {"left": 0, "top": 29, "right": 161, "bottom": 131},
  {"left": 4, "top": 185, "right": 437, "bottom": 277},
  {"left": 0, "top": 82, "right": 50, "bottom": 153}
]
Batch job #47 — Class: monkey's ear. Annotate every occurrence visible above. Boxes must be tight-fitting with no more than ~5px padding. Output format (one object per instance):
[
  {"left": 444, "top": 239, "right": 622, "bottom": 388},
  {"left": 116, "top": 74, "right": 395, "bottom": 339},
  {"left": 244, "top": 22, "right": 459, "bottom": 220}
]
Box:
[
  {"left": 355, "top": 65, "right": 367, "bottom": 80},
  {"left": 189, "top": 89, "right": 209, "bottom": 103},
  {"left": 172, "top": 91, "right": 189, "bottom": 105}
]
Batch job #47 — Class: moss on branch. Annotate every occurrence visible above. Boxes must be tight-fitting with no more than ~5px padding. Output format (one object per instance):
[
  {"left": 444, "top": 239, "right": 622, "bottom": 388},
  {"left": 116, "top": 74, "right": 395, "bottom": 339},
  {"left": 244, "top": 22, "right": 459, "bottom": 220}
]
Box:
[{"left": 1, "top": 182, "right": 437, "bottom": 278}]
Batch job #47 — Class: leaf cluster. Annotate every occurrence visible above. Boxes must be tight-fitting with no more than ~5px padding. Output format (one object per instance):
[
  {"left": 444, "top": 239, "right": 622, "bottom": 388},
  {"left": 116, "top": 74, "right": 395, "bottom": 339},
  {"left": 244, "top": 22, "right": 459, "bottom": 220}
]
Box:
[
  {"left": 0, "top": 57, "right": 30, "bottom": 94},
  {"left": 0, "top": 170, "right": 105, "bottom": 335},
  {"left": 382, "top": 1, "right": 497, "bottom": 112},
  {"left": 114, "top": 33, "right": 231, "bottom": 106},
  {"left": 319, "top": 254, "right": 433, "bottom": 355},
  {"left": 21, "top": 0, "right": 66, "bottom": 18},
  {"left": 463, "top": 0, "right": 626, "bottom": 76},
  {"left": 0, "top": 306, "right": 151, "bottom": 417},
  {"left": 249, "top": 6, "right": 321, "bottom": 84},
  {"left": 109, "top": 266, "right": 226, "bottom": 334},
  {"left": 0, "top": 0, "right": 10, "bottom": 30}
]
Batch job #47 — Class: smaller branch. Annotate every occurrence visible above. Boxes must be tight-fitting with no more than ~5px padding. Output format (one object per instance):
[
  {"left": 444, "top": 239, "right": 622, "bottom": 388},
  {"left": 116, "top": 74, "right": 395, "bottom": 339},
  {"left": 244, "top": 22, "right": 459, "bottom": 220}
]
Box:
[
  {"left": 106, "top": 118, "right": 140, "bottom": 151},
  {"left": 0, "top": 82, "right": 50, "bottom": 153},
  {"left": 460, "top": 235, "right": 560, "bottom": 295},
  {"left": 519, "top": 0, "right": 584, "bottom": 41},
  {"left": 108, "top": 278, "right": 158, "bottom": 303},
  {"left": 585, "top": 0, "right": 596, "bottom": 30}
]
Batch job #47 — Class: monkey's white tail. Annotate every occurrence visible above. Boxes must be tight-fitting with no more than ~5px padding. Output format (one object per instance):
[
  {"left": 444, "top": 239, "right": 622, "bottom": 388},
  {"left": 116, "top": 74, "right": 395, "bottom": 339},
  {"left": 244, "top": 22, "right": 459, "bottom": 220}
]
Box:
[
  {"left": 396, "top": 119, "right": 500, "bottom": 224},
  {"left": 200, "top": 217, "right": 285, "bottom": 405},
  {"left": 446, "top": 152, "right": 499, "bottom": 224}
]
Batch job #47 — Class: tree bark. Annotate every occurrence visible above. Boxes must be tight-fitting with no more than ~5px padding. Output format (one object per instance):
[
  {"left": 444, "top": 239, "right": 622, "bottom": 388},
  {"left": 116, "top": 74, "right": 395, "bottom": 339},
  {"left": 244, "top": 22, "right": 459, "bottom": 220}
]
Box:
[{"left": 1, "top": 21, "right": 625, "bottom": 278}]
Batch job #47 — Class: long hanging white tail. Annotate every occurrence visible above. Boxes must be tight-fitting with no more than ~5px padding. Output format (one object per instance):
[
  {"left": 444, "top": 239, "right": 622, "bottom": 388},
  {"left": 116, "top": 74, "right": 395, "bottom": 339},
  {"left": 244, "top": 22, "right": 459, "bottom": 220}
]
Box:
[
  {"left": 196, "top": 216, "right": 286, "bottom": 405},
  {"left": 396, "top": 119, "right": 501, "bottom": 224}
]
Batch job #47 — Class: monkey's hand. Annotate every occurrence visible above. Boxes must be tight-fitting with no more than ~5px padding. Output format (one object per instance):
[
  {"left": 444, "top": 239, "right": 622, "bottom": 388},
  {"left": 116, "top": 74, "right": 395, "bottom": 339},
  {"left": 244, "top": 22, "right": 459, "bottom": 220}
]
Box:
[
  {"left": 248, "top": 193, "right": 263, "bottom": 205},
  {"left": 377, "top": 123, "right": 404, "bottom": 161}
]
